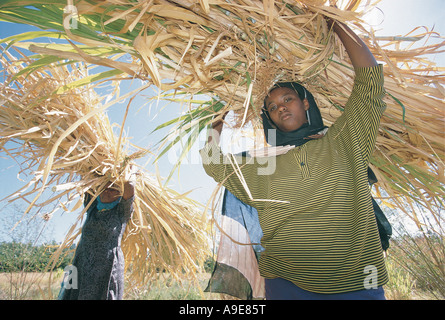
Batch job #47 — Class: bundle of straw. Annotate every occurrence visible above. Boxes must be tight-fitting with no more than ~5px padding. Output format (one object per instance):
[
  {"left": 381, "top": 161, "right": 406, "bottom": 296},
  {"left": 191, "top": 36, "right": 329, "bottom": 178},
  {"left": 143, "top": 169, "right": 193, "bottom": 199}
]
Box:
[
  {"left": 0, "top": 48, "right": 210, "bottom": 291},
  {"left": 0, "top": 1, "right": 443, "bottom": 239}
]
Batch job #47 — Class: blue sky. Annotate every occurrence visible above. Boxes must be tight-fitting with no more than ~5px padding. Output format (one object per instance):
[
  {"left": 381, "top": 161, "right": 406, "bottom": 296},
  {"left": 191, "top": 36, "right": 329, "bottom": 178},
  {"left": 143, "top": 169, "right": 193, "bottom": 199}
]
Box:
[{"left": 0, "top": 0, "right": 443, "bottom": 243}]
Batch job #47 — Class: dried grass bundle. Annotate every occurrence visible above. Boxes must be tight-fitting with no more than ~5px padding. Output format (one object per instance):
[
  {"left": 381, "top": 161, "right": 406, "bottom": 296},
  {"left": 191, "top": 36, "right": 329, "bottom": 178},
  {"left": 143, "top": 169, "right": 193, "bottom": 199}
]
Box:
[
  {"left": 0, "top": 0, "right": 444, "bottom": 256},
  {"left": 0, "top": 49, "right": 210, "bottom": 292},
  {"left": 67, "top": 0, "right": 442, "bottom": 230}
]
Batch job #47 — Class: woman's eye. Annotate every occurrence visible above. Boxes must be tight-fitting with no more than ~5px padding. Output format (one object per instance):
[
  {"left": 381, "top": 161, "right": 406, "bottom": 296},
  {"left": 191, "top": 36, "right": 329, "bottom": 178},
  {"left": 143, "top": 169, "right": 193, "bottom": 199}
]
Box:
[{"left": 269, "top": 105, "right": 277, "bottom": 112}]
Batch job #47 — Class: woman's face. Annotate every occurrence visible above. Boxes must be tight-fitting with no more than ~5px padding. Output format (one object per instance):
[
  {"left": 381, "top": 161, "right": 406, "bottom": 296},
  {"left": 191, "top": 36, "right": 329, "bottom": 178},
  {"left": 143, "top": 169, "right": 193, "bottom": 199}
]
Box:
[
  {"left": 100, "top": 183, "right": 121, "bottom": 203},
  {"left": 265, "top": 87, "right": 310, "bottom": 132}
]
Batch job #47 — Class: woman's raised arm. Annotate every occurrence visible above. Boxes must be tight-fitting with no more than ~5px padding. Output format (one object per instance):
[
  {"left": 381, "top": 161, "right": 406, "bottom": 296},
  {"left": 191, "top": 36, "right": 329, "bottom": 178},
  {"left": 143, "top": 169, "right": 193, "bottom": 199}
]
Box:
[{"left": 331, "top": 21, "right": 378, "bottom": 68}]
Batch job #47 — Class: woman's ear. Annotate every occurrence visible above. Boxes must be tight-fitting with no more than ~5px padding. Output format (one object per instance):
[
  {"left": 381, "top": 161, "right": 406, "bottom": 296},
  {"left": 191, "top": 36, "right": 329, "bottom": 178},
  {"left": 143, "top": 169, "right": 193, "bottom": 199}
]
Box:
[{"left": 303, "top": 98, "right": 310, "bottom": 111}]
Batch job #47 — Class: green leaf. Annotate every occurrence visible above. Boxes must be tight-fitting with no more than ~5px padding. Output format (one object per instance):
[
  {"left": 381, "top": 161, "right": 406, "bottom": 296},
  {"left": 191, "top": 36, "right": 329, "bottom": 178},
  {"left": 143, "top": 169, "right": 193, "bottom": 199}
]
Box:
[
  {"left": 163, "top": 125, "right": 203, "bottom": 185},
  {"left": 0, "top": 30, "right": 64, "bottom": 44},
  {"left": 13, "top": 55, "right": 64, "bottom": 78},
  {"left": 386, "top": 92, "right": 406, "bottom": 123},
  {"left": 53, "top": 68, "right": 124, "bottom": 95}
]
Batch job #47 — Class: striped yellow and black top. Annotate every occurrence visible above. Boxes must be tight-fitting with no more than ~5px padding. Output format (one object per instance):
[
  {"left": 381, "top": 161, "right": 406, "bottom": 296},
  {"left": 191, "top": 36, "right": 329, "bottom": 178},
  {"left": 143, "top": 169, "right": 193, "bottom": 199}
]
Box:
[{"left": 201, "top": 65, "right": 388, "bottom": 294}]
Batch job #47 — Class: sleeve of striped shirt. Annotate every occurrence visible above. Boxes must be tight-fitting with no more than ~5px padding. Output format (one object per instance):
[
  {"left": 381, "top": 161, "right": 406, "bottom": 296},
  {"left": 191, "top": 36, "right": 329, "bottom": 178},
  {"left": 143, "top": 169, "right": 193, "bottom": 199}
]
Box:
[
  {"left": 330, "top": 64, "right": 386, "bottom": 168},
  {"left": 200, "top": 142, "right": 269, "bottom": 208}
]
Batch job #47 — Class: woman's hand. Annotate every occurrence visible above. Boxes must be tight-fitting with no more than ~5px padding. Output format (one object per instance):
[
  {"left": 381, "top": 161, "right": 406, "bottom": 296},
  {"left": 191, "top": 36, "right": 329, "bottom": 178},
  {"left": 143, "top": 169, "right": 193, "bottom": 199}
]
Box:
[
  {"left": 207, "top": 112, "right": 228, "bottom": 145},
  {"left": 122, "top": 165, "right": 137, "bottom": 200}
]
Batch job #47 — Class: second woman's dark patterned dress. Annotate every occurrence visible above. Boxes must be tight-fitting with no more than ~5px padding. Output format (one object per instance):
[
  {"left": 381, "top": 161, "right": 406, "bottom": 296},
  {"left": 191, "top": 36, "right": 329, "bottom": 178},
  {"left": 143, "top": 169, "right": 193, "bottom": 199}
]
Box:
[{"left": 60, "top": 196, "right": 134, "bottom": 300}]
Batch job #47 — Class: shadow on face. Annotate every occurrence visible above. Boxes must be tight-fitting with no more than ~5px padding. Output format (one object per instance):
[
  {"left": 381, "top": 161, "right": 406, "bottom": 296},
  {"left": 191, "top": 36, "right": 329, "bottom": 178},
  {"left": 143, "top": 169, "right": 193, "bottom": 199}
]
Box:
[{"left": 100, "top": 182, "right": 121, "bottom": 203}]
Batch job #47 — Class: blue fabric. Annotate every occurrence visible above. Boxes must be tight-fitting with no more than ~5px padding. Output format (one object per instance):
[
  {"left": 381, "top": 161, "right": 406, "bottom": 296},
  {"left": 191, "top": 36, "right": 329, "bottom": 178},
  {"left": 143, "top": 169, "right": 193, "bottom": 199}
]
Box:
[
  {"left": 265, "top": 278, "right": 386, "bottom": 300},
  {"left": 204, "top": 189, "right": 264, "bottom": 299},
  {"left": 222, "top": 189, "right": 264, "bottom": 254},
  {"left": 96, "top": 196, "right": 121, "bottom": 212}
]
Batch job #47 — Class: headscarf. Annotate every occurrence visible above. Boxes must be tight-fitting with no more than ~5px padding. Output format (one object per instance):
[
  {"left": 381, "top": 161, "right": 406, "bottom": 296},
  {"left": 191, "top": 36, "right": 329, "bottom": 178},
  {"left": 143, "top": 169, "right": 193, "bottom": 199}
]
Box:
[{"left": 96, "top": 195, "right": 122, "bottom": 212}]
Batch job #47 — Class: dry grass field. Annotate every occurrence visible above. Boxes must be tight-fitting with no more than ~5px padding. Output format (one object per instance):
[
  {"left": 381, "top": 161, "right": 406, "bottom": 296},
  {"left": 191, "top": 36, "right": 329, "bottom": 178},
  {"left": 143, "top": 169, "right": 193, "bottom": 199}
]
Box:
[
  {"left": 0, "top": 262, "right": 439, "bottom": 300},
  {"left": 0, "top": 271, "right": 64, "bottom": 300},
  {"left": 0, "top": 271, "right": 221, "bottom": 300}
]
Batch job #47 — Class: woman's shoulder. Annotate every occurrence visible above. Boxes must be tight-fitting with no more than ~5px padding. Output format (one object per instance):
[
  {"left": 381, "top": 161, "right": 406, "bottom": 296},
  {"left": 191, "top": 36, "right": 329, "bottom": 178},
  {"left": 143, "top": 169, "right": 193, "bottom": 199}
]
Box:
[{"left": 353, "top": 64, "right": 384, "bottom": 87}]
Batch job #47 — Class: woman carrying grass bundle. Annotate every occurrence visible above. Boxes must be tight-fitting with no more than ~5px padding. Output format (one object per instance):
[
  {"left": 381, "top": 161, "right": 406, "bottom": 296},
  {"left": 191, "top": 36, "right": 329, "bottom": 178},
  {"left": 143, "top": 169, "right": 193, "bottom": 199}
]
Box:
[
  {"left": 201, "top": 20, "right": 388, "bottom": 300},
  {"left": 59, "top": 176, "right": 135, "bottom": 300}
]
